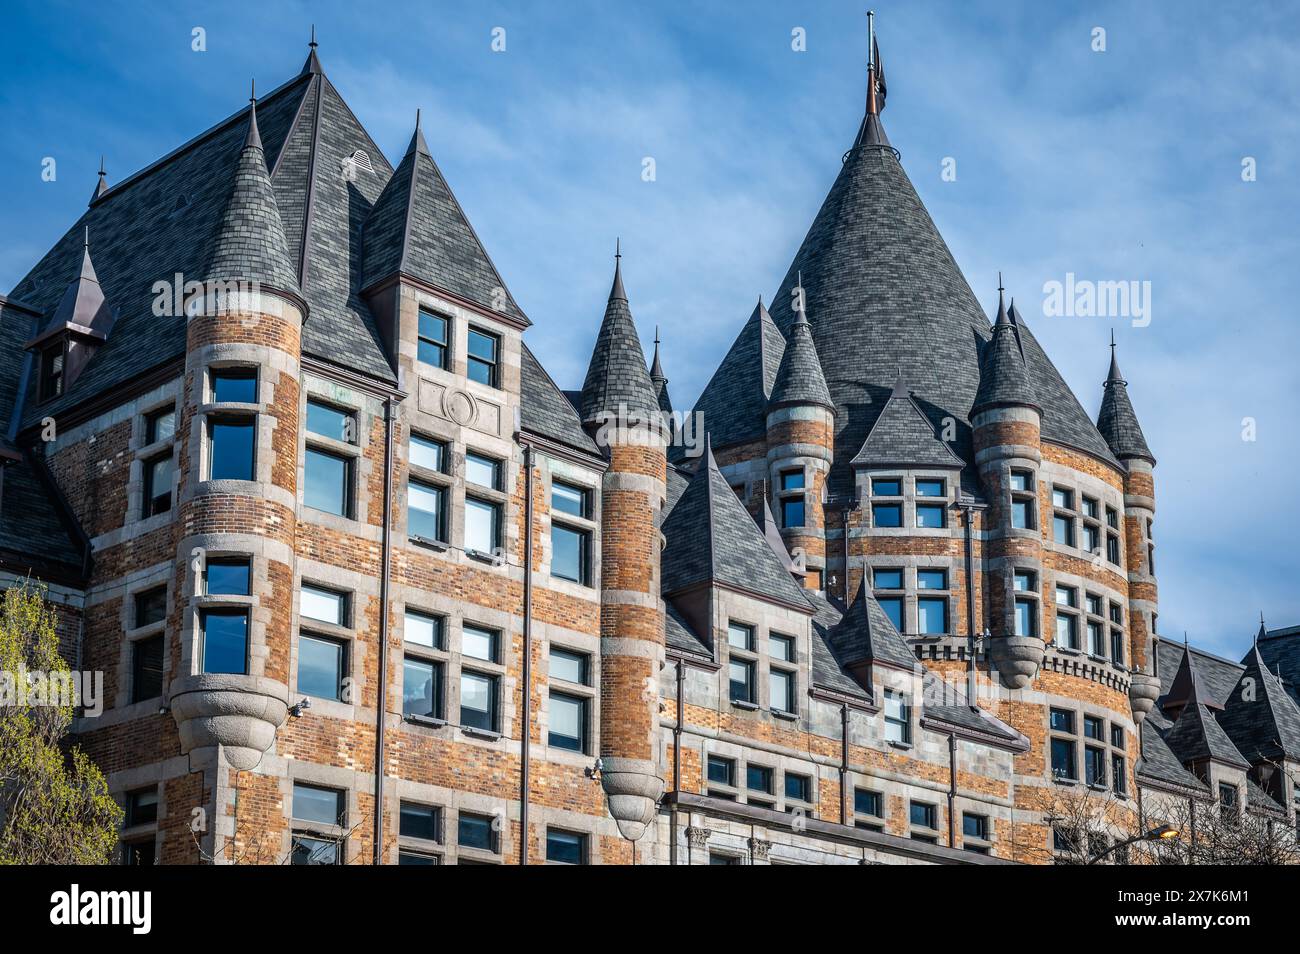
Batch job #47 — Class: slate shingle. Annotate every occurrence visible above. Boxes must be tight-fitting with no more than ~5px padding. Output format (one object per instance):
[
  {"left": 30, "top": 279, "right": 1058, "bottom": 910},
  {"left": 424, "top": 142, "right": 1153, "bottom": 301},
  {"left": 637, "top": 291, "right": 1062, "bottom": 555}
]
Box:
[
  {"left": 850, "top": 374, "right": 965, "bottom": 468},
  {"left": 578, "top": 261, "right": 659, "bottom": 427},
  {"left": 1096, "top": 346, "right": 1155, "bottom": 464},
  {"left": 518, "top": 343, "right": 599, "bottom": 457}
]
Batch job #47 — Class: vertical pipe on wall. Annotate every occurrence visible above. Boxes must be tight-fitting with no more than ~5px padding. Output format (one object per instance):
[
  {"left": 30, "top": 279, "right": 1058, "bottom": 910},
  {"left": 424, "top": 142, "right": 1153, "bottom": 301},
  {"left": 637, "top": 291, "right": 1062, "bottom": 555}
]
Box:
[
  {"left": 371, "top": 396, "right": 394, "bottom": 865},
  {"left": 519, "top": 442, "right": 534, "bottom": 865}
]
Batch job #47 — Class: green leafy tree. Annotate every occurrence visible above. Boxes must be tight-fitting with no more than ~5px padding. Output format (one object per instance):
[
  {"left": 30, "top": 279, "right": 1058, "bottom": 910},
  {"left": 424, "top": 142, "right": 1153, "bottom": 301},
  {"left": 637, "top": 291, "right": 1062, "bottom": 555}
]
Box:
[{"left": 0, "top": 581, "right": 122, "bottom": 864}]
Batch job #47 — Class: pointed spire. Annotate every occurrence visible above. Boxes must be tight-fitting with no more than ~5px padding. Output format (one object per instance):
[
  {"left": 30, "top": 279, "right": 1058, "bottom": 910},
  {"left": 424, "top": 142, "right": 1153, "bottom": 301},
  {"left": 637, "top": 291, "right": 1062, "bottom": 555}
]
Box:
[
  {"left": 244, "top": 80, "right": 263, "bottom": 151},
  {"left": 1216, "top": 629, "right": 1300, "bottom": 763},
  {"left": 405, "top": 108, "right": 430, "bottom": 158},
  {"left": 89, "top": 156, "right": 108, "bottom": 205},
  {"left": 43, "top": 227, "right": 114, "bottom": 334},
  {"left": 302, "top": 24, "right": 323, "bottom": 75},
  {"left": 1256, "top": 612, "right": 1267, "bottom": 645},
  {"left": 827, "top": 577, "right": 917, "bottom": 675},
  {"left": 757, "top": 498, "right": 798, "bottom": 575},
  {"left": 853, "top": 12, "right": 893, "bottom": 151},
  {"left": 1165, "top": 643, "right": 1223, "bottom": 714},
  {"left": 1164, "top": 672, "right": 1251, "bottom": 769},
  {"left": 649, "top": 325, "right": 674, "bottom": 417},
  {"left": 579, "top": 246, "right": 658, "bottom": 427},
  {"left": 1096, "top": 336, "right": 1154, "bottom": 464},
  {"left": 973, "top": 279, "right": 1038, "bottom": 415},
  {"left": 769, "top": 272, "right": 832, "bottom": 411}
]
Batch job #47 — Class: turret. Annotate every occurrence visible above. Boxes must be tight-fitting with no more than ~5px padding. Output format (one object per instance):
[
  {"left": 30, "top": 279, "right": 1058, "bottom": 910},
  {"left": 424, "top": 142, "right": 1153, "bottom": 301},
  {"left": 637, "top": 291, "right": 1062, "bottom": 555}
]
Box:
[
  {"left": 765, "top": 275, "right": 833, "bottom": 591},
  {"left": 578, "top": 246, "right": 667, "bottom": 842},
  {"left": 1096, "top": 336, "right": 1160, "bottom": 720},
  {"left": 169, "top": 83, "right": 305, "bottom": 774},
  {"left": 648, "top": 326, "right": 677, "bottom": 443},
  {"left": 972, "top": 285, "right": 1044, "bottom": 689}
]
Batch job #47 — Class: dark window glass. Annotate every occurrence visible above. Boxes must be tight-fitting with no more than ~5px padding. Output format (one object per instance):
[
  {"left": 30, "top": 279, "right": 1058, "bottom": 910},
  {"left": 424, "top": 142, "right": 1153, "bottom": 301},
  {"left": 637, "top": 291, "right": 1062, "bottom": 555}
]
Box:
[
  {"left": 408, "top": 479, "right": 447, "bottom": 542},
  {"left": 146, "top": 407, "right": 176, "bottom": 444},
  {"left": 290, "top": 835, "right": 340, "bottom": 865},
  {"left": 877, "top": 596, "right": 904, "bottom": 632},
  {"left": 728, "top": 659, "right": 754, "bottom": 703},
  {"left": 551, "top": 523, "right": 590, "bottom": 585},
  {"left": 884, "top": 690, "right": 911, "bottom": 743},
  {"left": 917, "top": 597, "right": 948, "bottom": 634},
  {"left": 1107, "top": 534, "right": 1121, "bottom": 565},
  {"left": 709, "top": 853, "right": 742, "bottom": 864},
  {"left": 551, "top": 481, "right": 588, "bottom": 518},
  {"left": 1053, "top": 514, "right": 1074, "bottom": 546},
  {"left": 460, "top": 670, "right": 498, "bottom": 731},
  {"left": 410, "top": 435, "right": 446, "bottom": 473},
  {"left": 134, "top": 587, "right": 167, "bottom": 627},
  {"left": 211, "top": 368, "right": 257, "bottom": 404},
  {"left": 550, "top": 647, "right": 588, "bottom": 685},
  {"left": 872, "top": 503, "right": 902, "bottom": 527},
  {"left": 963, "top": 813, "right": 987, "bottom": 840},
  {"left": 915, "top": 479, "right": 945, "bottom": 497},
  {"left": 292, "top": 783, "right": 343, "bottom": 826},
  {"left": 400, "top": 802, "right": 440, "bottom": 841},
  {"left": 131, "top": 636, "right": 164, "bottom": 703},
  {"left": 780, "top": 497, "right": 805, "bottom": 528},
  {"left": 1081, "top": 496, "right": 1098, "bottom": 519},
  {"left": 854, "top": 788, "right": 882, "bottom": 817},
  {"left": 1009, "top": 470, "right": 1031, "bottom": 492},
  {"left": 916, "top": 503, "right": 946, "bottom": 528},
  {"left": 546, "top": 829, "right": 586, "bottom": 864},
  {"left": 209, "top": 417, "right": 255, "bottom": 480},
  {"left": 873, "top": 567, "right": 903, "bottom": 589},
  {"left": 418, "top": 311, "right": 449, "bottom": 369},
  {"left": 917, "top": 569, "right": 947, "bottom": 590},
  {"left": 1088, "top": 620, "right": 1105, "bottom": 656},
  {"left": 466, "top": 328, "right": 499, "bottom": 387},
  {"left": 1111, "top": 725, "right": 1125, "bottom": 748},
  {"left": 910, "top": 802, "right": 936, "bottom": 829},
  {"left": 1051, "top": 739, "right": 1077, "bottom": 780},
  {"left": 298, "top": 633, "right": 345, "bottom": 701},
  {"left": 305, "top": 446, "right": 351, "bottom": 516},
  {"left": 306, "top": 400, "right": 353, "bottom": 443},
  {"left": 548, "top": 691, "right": 587, "bottom": 752},
  {"left": 200, "top": 609, "right": 248, "bottom": 674},
  {"left": 122, "top": 839, "right": 155, "bottom": 866},
  {"left": 465, "top": 497, "right": 501, "bottom": 554},
  {"left": 872, "top": 478, "right": 901, "bottom": 496},
  {"left": 465, "top": 452, "right": 501, "bottom": 489},
  {"left": 205, "top": 558, "right": 250, "bottom": 596},
  {"left": 1085, "top": 746, "right": 1106, "bottom": 786},
  {"left": 784, "top": 773, "right": 810, "bottom": 802},
  {"left": 747, "top": 765, "right": 773, "bottom": 794},
  {"left": 40, "top": 344, "right": 64, "bottom": 400},
  {"left": 402, "top": 657, "right": 442, "bottom": 719},
  {"left": 1105, "top": 506, "right": 1119, "bottom": 529},
  {"left": 142, "top": 453, "right": 173, "bottom": 518},
  {"left": 1112, "top": 754, "right": 1127, "bottom": 796},
  {"left": 780, "top": 469, "right": 805, "bottom": 491},
  {"left": 399, "top": 851, "right": 439, "bottom": 865},
  {"left": 125, "top": 787, "right": 158, "bottom": 827},
  {"left": 404, "top": 610, "right": 443, "bottom": 649},
  {"left": 458, "top": 812, "right": 496, "bottom": 851},
  {"left": 1011, "top": 498, "right": 1032, "bottom": 529},
  {"left": 1049, "top": 709, "right": 1075, "bottom": 733},
  {"left": 1083, "top": 523, "right": 1100, "bottom": 554},
  {"left": 707, "top": 756, "right": 735, "bottom": 786}
]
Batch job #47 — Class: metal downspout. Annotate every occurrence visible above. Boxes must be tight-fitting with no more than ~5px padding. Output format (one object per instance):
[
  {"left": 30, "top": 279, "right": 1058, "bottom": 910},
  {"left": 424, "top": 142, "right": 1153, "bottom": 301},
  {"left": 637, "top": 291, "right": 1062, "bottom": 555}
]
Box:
[
  {"left": 371, "top": 396, "right": 394, "bottom": 864},
  {"left": 520, "top": 443, "right": 534, "bottom": 865},
  {"left": 947, "top": 732, "right": 958, "bottom": 847},
  {"left": 839, "top": 703, "right": 849, "bottom": 825}
]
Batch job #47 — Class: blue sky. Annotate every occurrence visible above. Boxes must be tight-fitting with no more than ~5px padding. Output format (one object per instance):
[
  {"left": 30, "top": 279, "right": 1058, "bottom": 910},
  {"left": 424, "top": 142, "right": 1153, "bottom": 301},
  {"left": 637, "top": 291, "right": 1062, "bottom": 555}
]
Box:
[{"left": 2, "top": 0, "right": 1297, "bottom": 659}]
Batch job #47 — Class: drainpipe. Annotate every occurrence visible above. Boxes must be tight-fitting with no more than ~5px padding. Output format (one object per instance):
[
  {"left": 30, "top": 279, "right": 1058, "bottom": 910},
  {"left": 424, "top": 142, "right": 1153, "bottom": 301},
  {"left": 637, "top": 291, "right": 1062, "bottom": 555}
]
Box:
[
  {"left": 841, "top": 504, "right": 851, "bottom": 605},
  {"left": 519, "top": 442, "right": 534, "bottom": 865},
  {"left": 947, "top": 732, "right": 958, "bottom": 847},
  {"left": 839, "top": 703, "right": 850, "bottom": 825},
  {"left": 672, "top": 656, "right": 684, "bottom": 865},
  {"left": 372, "top": 396, "right": 395, "bottom": 865},
  {"left": 959, "top": 499, "right": 979, "bottom": 710}
]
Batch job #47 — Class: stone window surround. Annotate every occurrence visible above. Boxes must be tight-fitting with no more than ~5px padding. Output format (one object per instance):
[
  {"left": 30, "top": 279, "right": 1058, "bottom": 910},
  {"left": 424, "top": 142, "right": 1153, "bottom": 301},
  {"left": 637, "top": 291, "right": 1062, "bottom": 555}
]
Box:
[
  {"left": 405, "top": 286, "right": 520, "bottom": 399},
  {"left": 118, "top": 570, "right": 172, "bottom": 711},
  {"left": 117, "top": 782, "right": 162, "bottom": 865},
  {"left": 1047, "top": 702, "right": 1130, "bottom": 796},
  {"left": 187, "top": 547, "right": 258, "bottom": 677},
  {"left": 880, "top": 683, "right": 914, "bottom": 748},
  {"left": 463, "top": 443, "right": 508, "bottom": 561},
  {"left": 864, "top": 555, "right": 958, "bottom": 639},
  {"left": 544, "top": 635, "right": 599, "bottom": 758},
  {"left": 542, "top": 464, "right": 601, "bottom": 593},
  {"left": 406, "top": 427, "right": 453, "bottom": 547},
  {"left": 959, "top": 807, "right": 993, "bottom": 852},
  {"left": 300, "top": 388, "right": 365, "bottom": 524},
  {"left": 701, "top": 738, "right": 819, "bottom": 815},
  {"left": 1037, "top": 463, "right": 1125, "bottom": 571},
  {"left": 909, "top": 798, "right": 940, "bottom": 839},
  {"left": 773, "top": 462, "right": 810, "bottom": 529},
  {"left": 195, "top": 359, "right": 271, "bottom": 486},
  {"left": 851, "top": 782, "right": 886, "bottom": 830},
  {"left": 861, "top": 469, "right": 955, "bottom": 532},
  {"left": 721, "top": 615, "right": 805, "bottom": 721},
  {"left": 396, "top": 799, "right": 444, "bottom": 863},
  {"left": 1047, "top": 566, "right": 1127, "bottom": 671},
  {"left": 1007, "top": 463, "right": 1038, "bottom": 531},
  {"left": 130, "top": 393, "right": 181, "bottom": 526},
  {"left": 285, "top": 770, "right": 357, "bottom": 865},
  {"left": 387, "top": 772, "right": 532, "bottom": 864},
  {"left": 1003, "top": 559, "right": 1040, "bottom": 638},
  {"left": 290, "top": 577, "right": 357, "bottom": 716},
  {"left": 543, "top": 826, "right": 590, "bottom": 865}
]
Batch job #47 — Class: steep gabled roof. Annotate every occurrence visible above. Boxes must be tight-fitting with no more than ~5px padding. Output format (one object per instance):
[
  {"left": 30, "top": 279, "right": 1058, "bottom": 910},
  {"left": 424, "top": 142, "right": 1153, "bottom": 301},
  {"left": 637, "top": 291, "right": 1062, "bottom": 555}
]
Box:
[
  {"left": 1216, "top": 636, "right": 1300, "bottom": 763},
  {"left": 685, "top": 297, "right": 785, "bottom": 453},
  {"left": 1162, "top": 677, "right": 1250, "bottom": 770},
  {"left": 0, "top": 456, "right": 84, "bottom": 578},
  {"left": 1096, "top": 342, "right": 1155, "bottom": 464},
  {"left": 660, "top": 441, "right": 811, "bottom": 610},
  {"left": 1157, "top": 639, "right": 1243, "bottom": 709},
  {"left": 578, "top": 254, "right": 659, "bottom": 427},
  {"left": 361, "top": 116, "right": 526, "bottom": 323},
  {"left": 850, "top": 373, "right": 965, "bottom": 468},
  {"left": 518, "top": 343, "right": 599, "bottom": 457},
  {"left": 37, "top": 233, "right": 116, "bottom": 339},
  {"left": 1164, "top": 642, "right": 1226, "bottom": 713},
  {"left": 1138, "top": 720, "right": 1208, "bottom": 793},
  {"left": 1258, "top": 626, "right": 1300, "bottom": 710},
  {"left": 826, "top": 581, "right": 916, "bottom": 671}
]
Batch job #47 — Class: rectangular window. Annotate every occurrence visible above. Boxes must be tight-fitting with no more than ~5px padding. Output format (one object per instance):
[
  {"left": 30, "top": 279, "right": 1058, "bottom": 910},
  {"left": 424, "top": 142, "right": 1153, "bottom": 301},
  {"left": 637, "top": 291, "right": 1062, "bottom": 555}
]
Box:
[
  {"left": 465, "top": 496, "right": 501, "bottom": 555},
  {"left": 410, "top": 434, "right": 447, "bottom": 473},
  {"left": 915, "top": 478, "right": 945, "bottom": 497},
  {"left": 707, "top": 756, "right": 735, "bottom": 787},
  {"left": 546, "top": 829, "right": 587, "bottom": 865},
  {"left": 548, "top": 691, "right": 588, "bottom": 752},
  {"left": 873, "top": 567, "right": 904, "bottom": 590},
  {"left": 1110, "top": 629, "right": 1124, "bottom": 665},
  {"left": 917, "top": 597, "right": 948, "bottom": 635},
  {"left": 1011, "top": 498, "right": 1032, "bottom": 529},
  {"left": 1050, "top": 709, "right": 1075, "bottom": 733},
  {"left": 1051, "top": 738, "right": 1077, "bottom": 781},
  {"left": 142, "top": 453, "right": 173, "bottom": 517},
  {"left": 291, "top": 834, "right": 341, "bottom": 865},
  {"left": 1088, "top": 620, "right": 1105, "bottom": 656},
  {"left": 408, "top": 478, "right": 447, "bottom": 543},
  {"left": 550, "top": 647, "right": 589, "bottom": 684},
  {"left": 1013, "top": 570, "right": 1036, "bottom": 592},
  {"left": 1107, "top": 533, "right": 1121, "bottom": 565},
  {"left": 769, "top": 667, "right": 795, "bottom": 714},
  {"left": 872, "top": 478, "right": 902, "bottom": 496},
  {"left": 304, "top": 446, "right": 351, "bottom": 516},
  {"left": 747, "top": 764, "right": 774, "bottom": 795},
  {"left": 146, "top": 407, "right": 175, "bottom": 447},
  {"left": 417, "top": 311, "right": 450, "bottom": 370},
  {"left": 208, "top": 416, "right": 255, "bottom": 480},
  {"left": 458, "top": 812, "right": 497, "bottom": 852},
  {"left": 854, "top": 788, "right": 882, "bottom": 818},
  {"left": 293, "top": 782, "right": 343, "bottom": 827},
  {"left": 917, "top": 569, "right": 947, "bottom": 590},
  {"left": 1086, "top": 594, "right": 1102, "bottom": 616},
  {"left": 1084, "top": 715, "right": 1103, "bottom": 741},
  {"left": 306, "top": 400, "right": 354, "bottom": 444},
  {"left": 1085, "top": 746, "right": 1106, "bottom": 786},
  {"left": 729, "top": 659, "right": 755, "bottom": 704},
  {"left": 205, "top": 558, "right": 251, "bottom": 597},
  {"left": 211, "top": 368, "right": 257, "bottom": 404},
  {"left": 460, "top": 670, "right": 499, "bottom": 731},
  {"left": 462, "top": 624, "right": 499, "bottom": 663},
  {"left": 125, "top": 787, "right": 159, "bottom": 827},
  {"left": 784, "top": 773, "right": 811, "bottom": 803},
  {"left": 552, "top": 481, "right": 588, "bottom": 517},
  {"left": 399, "top": 802, "right": 441, "bottom": 842},
  {"left": 134, "top": 587, "right": 167, "bottom": 628},
  {"left": 1009, "top": 470, "right": 1032, "bottom": 492},
  {"left": 403, "top": 656, "right": 443, "bottom": 719},
  {"left": 910, "top": 801, "right": 937, "bottom": 830},
  {"left": 39, "top": 344, "right": 64, "bottom": 400},
  {"left": 1053, "top": 514, "right": 1074, "bottom": 546},
  {"left": 884, "top": 689, "right": 911, "bottom": 744},
  {"left": 466, "top": 328, "right": 500, "bottom": 387},
  {"left": 915, "top": 503, "right": 946, "bottom": 528},
  {"left": 1111, "top": 725, "right": 1125, "bottom": 748},
  {"left": 1112, "top": 754, "right": 1127, "bottom": 796},
  {"left": 1082, "top": 523, "right": 1100, "bottom": 554},
  {"left": 121, "top": 839, "right": 155, "bottom": 866},
  {"left": 871, "top": 503, "right": 902, "bottom": 527},
  {"left": 769, "top": 633, "right": 794, "bottom": 662},
  {"left": 963, "top": 813, "right": 988, "bottom": 842},
  {"left": 404, "top": 609, "right": 443, "bottom": 649},
  {"left": 877, "top": 596, "right": 903, "bottom": 632},
  {"left": 465, "top": 452, "right": 501, "bottom": 490},
  {"left": 1056, "top": 613, "right": 1078, "bottom": 650},
  {"left": 780, "top": 497, "right": 805, "bottom": 528},
  {"left": 1014, "top": 598, "right": 1037, "bottom": 637},
  {"left": 298, "top": 633, "right": 346, "bottom": 701},
  {"left": 131, "top": 635, "right": 164, "bottom": 703},
  {"left": 300, "top": 584, "right": 346, "bottom": 626},
  {"left": 200, "top": 609, "right": 248, "bottom": 675},
  {"left": 780, "top": 469, "right": 805, "bottom": 491},
  {"left": 1051, "top": 487, "right": 1072, "bottom": 509},
  {"left": 727, "top": 622, "right": 754, "bottom": 651},
  {"left": 1055, "top": 585, "right": 1076, "bottom": 608},
  {"left": 551, "top": 522, "right": 591, "bottom": 585},
  {"left": 1105, "top": 506, "right": 1119, "bottom": 529}
]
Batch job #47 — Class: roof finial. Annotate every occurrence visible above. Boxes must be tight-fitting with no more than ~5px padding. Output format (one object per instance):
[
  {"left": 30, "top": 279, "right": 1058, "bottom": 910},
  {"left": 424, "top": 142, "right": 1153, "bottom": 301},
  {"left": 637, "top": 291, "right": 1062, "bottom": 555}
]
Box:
[
  {"left": 654, "top": 325, "right": 660, "bottom": 348},
  {"left": 998, "top": 271, "right": 1004, "bottom": 294},
  {"left": 302, "top": 25, "right": 324, "bottom": 74},
  {"left": 416, "top": 107, "right": 421, "bottom": 131},
  {"left": 608, "top": 238, "right": 627, "bottom": 302},
  {"left": 309, "top": 24, "right": 318, "bottom": 50},
  {"left": 615, "top": 237, "right": 621, "bottom": 261},
  {"left": 98, "top": 155, "right": 106, "bottom": 179},
  {"left": 244, "top": 79, "right": 263, "bottom": 151},
  {"left": 83, "top": 225, "right": 90, "bottom": 249},
  {"left": 250, "top": 78, "right": 256, "bottom": 104}
]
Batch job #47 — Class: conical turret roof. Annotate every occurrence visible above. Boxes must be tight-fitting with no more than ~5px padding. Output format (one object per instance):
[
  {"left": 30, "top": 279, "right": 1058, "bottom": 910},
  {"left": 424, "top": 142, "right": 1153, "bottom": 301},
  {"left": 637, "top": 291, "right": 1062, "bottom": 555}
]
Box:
[
  {"left": 1096, "top": 339, "right": 1155, "bottom": 464},
  {"left": 649, "top": 328, "right": 673, "bottom": 416},
  {"left": 769, "top": 277, "right": 833, "bottom": 412},
  {"left": 1163, "top": 675, "right": 1250, "bottom": 769},
  {"left": 973, "top": 288, "right": 1038, "bottom": 414},
  {"left": 578, "top": 250, "right": 659, "bottom": 427}
]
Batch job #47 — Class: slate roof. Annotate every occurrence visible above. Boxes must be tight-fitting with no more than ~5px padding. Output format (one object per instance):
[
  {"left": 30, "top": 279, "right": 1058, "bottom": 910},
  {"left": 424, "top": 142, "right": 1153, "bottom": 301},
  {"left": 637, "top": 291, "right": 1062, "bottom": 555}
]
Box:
[
  {"left": 1096, "top": 345, "right": 1155, "bottom": 464},
  {"left": 1216, "top": 639, "right": 1300, "bottom": 763},
  {"left": 578, "top": 258, "right": 659, "bottom": 427},
  {"left": 663, "top": 461, "right": 692, "bottom": 519},
  {"left": 972, "top": 292, "right": 1037, "bottom": 414},
  {"left": 360, "top": 120, "right": 525, "bottom": 322},
  {"left": 683, "top": 298, "right": 785, "bottom": 457},
  {"left": 1138, "top": 720, "right": 1208, "bottom": 792},
  {"left": 518, "top": 343, "right": 599, "bottom": 458},
  {"left": 850, "top": 373, "right": 966, "bottom": 468},
  {"left": 664, "top": 599, "right": 710, "bottom": 657},
  {"left": 0, "top": 457, "right": 83, "bottom": 575},
  {"left": 1163, "top": 642, "right": 1225, "bottom": 713},
  {"left": 649, "top": 335, "right": 673, "bottom": 416},
  {"left": 826, "top": 581, "right": 917, "bottom": 671},
  {"left": 1257, "top": 626, "right": 1300, "bottom": 710},
  {"left": 768, "top": 293, "right": 832, "bottom": 411},
  {"left": 41, "top": 238, "right": 117, "bottom": 339},
  {"left": 1161, "top": 677, "right": 1250, "bottom": 769},
  {"left": 1157, "top": 640, "right": 1242, "bottom": 710},
  {"left": 660, "top": 441, "right": 811, "bottom": 609}
]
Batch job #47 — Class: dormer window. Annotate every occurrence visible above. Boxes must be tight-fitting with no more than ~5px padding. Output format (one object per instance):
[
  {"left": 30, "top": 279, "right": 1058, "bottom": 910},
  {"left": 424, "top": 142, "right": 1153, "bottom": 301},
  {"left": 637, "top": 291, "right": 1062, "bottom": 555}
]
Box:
[{"left": 39, "top": 342, "right": 65, "bottom": 401}]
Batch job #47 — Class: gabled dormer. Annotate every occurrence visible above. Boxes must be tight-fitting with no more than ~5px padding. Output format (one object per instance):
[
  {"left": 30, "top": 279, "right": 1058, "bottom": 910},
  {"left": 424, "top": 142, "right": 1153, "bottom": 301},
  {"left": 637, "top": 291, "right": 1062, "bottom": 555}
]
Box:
[{"left": 24, "top": 229, "right": 118, "bottom": 403}]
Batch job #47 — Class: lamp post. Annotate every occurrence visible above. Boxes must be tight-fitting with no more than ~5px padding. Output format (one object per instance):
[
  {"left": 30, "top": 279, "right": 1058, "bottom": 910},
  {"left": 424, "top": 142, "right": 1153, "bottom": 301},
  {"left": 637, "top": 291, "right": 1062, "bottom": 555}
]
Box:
[{"left": 1087, "top": 824, "right": 1180, "bottom": 864}]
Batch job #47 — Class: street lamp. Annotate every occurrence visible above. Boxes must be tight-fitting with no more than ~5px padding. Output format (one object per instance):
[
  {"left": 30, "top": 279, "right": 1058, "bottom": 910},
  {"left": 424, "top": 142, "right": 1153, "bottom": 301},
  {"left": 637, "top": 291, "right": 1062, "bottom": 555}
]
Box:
[{"left": 1087, "top": 824, "right": 1180, "bottom": 864}]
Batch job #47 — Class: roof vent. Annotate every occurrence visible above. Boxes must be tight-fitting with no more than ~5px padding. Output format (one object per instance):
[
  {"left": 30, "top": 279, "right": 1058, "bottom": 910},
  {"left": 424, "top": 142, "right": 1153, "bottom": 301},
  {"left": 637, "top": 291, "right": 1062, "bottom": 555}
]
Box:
[
  {"left": 341, "top": 149, "right": 373, "bottom": 181},
  {"left": 168, "top": 194, "right": 191, "bottom": 219}
]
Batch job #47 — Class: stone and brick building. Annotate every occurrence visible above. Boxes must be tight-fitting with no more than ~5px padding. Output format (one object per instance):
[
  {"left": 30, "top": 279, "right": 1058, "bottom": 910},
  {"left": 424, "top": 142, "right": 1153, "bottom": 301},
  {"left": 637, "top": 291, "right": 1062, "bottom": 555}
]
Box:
[{"left": 1, "top": 28, "right": 1296, "bottom": 865}]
